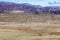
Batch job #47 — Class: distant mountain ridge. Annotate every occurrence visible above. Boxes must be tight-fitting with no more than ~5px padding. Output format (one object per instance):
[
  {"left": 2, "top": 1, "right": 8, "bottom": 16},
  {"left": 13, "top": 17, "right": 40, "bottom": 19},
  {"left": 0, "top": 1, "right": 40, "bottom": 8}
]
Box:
[
  {"left": 0, "top": 2, "right": 60, "bottom": 14},
  {"left": 0, "top": 2, "right": 42, "bottom": 12}
]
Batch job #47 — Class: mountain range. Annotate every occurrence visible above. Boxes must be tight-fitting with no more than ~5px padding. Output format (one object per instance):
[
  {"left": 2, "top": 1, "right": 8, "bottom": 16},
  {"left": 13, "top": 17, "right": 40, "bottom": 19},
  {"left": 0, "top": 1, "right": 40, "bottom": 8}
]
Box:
[{"left": 0, "top": 2, "right": 60, "bottom": 14}]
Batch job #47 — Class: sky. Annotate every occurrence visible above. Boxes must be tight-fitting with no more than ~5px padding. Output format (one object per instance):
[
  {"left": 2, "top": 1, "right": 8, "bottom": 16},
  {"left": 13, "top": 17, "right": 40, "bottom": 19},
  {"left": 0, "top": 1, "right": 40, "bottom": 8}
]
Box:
[{"left": 0, "top": 0, "right": 60, "bottom": 6}]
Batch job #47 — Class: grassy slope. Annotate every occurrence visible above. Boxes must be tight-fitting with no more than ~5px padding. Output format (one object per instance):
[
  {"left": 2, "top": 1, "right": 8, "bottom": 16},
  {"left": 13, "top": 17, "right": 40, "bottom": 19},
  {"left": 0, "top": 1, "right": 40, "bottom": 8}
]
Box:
[
  {"left": 0, "top": 29, "right": 39, "bottom": 40},
  {"left": 0, "top": 12, "right": 60, "bottom": 40},
  {"left": 0, "top": 29, "right": 60, "bottom": 40}
]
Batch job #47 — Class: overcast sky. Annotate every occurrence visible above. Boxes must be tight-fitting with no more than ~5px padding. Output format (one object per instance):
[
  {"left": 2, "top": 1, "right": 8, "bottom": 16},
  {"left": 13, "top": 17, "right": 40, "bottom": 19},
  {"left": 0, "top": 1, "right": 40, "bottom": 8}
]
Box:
[{"left": 0, "top": 0, "right": 60, "bottom": 6}]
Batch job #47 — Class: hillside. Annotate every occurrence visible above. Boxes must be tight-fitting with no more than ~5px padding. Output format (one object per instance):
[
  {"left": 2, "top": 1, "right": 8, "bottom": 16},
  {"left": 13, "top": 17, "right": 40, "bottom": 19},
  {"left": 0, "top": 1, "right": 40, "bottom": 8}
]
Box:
[
  {"left": 0, "top": 1, "right": 60, "bottom": 40},
  {"left": 0, "top": 12, "right": 60, "bottom": 40},
  {"left": 0, "top": 2, "right": 60, "bottom": 14}
]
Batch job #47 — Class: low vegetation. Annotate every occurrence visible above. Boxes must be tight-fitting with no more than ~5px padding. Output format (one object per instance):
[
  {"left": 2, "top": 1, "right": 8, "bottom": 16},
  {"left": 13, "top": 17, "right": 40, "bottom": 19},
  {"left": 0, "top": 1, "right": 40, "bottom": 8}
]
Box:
[{"left": 0, "top": 12, "right": 60, "bottom": 40}]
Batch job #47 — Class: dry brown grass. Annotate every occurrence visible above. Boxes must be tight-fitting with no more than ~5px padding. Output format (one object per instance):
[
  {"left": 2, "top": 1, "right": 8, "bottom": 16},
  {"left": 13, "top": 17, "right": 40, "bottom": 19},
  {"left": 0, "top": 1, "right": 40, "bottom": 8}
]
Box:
[
  {"left": 0, "top": 12, "right": 60, "bottom": 23},
  {"left": 0, "top": 12, "right": 60, "bottom": 40},
  {"left": 50, "top": 32, "right": 60, "bottom": 35}
]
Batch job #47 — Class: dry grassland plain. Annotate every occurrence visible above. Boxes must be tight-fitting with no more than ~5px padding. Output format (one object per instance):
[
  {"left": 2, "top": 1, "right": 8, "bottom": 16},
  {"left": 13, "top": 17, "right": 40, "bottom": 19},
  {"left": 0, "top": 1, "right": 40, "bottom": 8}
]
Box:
[{"left": 0, "top": 12, "right": 60, "bottom": 40}]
